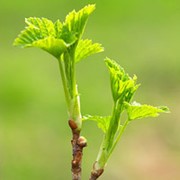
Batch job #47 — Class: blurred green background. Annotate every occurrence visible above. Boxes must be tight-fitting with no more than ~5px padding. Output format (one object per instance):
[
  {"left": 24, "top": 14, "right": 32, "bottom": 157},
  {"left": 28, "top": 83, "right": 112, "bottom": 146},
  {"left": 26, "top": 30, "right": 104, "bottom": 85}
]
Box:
[{"left": 0, "top": 0, "right": 180, "bottom": 179}]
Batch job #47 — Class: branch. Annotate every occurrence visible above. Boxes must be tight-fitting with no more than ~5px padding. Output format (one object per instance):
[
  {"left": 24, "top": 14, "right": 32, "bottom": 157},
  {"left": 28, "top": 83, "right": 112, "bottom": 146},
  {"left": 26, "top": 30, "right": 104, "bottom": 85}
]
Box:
[{"left": 69, "top": 120, "right": 87, "bottom": 180}]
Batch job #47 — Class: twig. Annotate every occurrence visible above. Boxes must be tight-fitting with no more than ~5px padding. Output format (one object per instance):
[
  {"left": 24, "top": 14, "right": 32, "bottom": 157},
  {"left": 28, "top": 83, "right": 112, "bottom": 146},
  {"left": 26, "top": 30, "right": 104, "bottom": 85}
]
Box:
[{"left": 69, "top": 120, "right": 87, "bottom": 180}]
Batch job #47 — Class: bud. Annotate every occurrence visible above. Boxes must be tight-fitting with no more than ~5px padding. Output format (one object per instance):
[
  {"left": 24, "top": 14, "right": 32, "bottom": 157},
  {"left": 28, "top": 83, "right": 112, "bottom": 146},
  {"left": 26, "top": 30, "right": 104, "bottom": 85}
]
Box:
[
  {"left": 77, "top": 136, "right": 87, "bottom": 148},
  {"left": 68, "top": 120, "right": 78, "bottom": 130}
]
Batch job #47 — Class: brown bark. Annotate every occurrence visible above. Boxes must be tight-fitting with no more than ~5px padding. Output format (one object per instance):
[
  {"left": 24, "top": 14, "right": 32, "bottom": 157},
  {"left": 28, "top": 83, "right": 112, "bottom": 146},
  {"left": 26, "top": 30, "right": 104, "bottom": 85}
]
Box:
[{"left": 68, "top": 120, "right": 87, "bottom": 180}]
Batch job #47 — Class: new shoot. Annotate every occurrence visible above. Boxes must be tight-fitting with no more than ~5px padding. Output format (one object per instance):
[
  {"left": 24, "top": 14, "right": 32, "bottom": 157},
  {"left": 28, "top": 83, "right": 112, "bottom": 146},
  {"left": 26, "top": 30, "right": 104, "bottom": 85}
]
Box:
[{"left": 14, "top": 4, "right": 103, "bottom": 180}]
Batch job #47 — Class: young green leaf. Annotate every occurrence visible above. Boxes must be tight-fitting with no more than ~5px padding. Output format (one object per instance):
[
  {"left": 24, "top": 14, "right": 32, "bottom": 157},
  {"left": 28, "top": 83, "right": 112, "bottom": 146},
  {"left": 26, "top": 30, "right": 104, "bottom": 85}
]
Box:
[
  {"left": 104, "top": 57, "right": 139, "bottom": 103},
  {"left": 64, "top": 4, "right": 95, "bottom": 40},
  {"left": 33, "top": 37, "right": 68, "bottom": 58},
  {"left": 14, "top": 17, "right": 55, "bottom": 46},
  {"left": 83, "top": 115, "right": 111, "bottom": 133},
  {"left": 125, "top": 101, "right": 169, "bottom": 121},
  {"left": 75, "top": 39, "right": 104, "bottom": 63},
  {"left": 13, "top": 17, "right": 77, "bottom": 59}
]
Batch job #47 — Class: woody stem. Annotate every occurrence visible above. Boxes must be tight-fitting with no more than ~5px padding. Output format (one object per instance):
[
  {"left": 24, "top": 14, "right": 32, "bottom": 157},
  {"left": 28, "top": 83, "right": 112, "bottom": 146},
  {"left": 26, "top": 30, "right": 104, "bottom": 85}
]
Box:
[{"left": 69, "top": 120, "right": 87, "bottom": 180}]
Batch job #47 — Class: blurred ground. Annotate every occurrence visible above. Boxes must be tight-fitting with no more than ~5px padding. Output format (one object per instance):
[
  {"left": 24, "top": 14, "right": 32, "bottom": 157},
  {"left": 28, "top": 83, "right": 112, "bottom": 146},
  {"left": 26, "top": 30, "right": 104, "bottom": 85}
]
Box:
[{"left": 0, "top": 0, "right": 180, "bottom": 179}]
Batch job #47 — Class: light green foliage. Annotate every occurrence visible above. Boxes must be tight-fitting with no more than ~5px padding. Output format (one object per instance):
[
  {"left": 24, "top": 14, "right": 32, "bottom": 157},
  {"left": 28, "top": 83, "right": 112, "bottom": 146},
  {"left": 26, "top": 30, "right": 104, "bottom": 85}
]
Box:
[
  {"left": 13, "top": 4, "right": 169, "bottom": 178},
  {"left": 64, "top": 4, "right": 95, "bottom": 40},
  {"left": 105, "top": 57, "right": 140, "bottom": 103},
  {"left": 14, "top": 4, "right": 104, "bottom": 129},
  {"left": 13, "top": 17, "right": 72, "bottom": 58},
  {"left": 13, "top": 5, "right": 103, "bottom": 61},
  {"left": 75, "top": 39, "right": 103, "bottom": 63},
  {"left": 84, "top": 57, "right": 169, "bottom": 170},
  {"left": 125, "top": 101, "right": 169, "bottom": 121},
  {"left": 83, "top": 115, "right": 111, "bottom": 133}
]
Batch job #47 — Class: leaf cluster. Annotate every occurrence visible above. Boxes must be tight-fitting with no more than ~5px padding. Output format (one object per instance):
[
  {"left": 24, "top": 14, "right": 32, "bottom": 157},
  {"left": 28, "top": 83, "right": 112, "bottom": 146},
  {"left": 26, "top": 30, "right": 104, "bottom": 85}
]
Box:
[
  {"left": 14, "top": 4, "right": 103, "bottom": 61},
  {"left": 84, "top": 57, "right": 169, "bottom": 168},
  {"left": 14, "top": 4, "right": 170, "bottom": 176},
  {"left": 13, "top": 5, "right": 104, "bottom": 123}
]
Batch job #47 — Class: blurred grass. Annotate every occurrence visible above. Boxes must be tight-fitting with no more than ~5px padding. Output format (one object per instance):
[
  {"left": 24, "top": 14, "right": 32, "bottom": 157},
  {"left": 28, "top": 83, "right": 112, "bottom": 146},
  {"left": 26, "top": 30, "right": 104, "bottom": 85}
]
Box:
[{"left": 0, "top": 0, "right": 180, "bottom": 179}]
